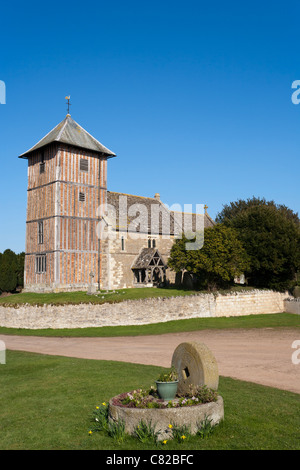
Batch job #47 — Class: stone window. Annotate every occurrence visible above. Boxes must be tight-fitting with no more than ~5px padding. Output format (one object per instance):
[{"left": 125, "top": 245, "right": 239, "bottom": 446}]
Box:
[
  {"left": 148, "top": 238, "right": 156, "bottom": 248},
  {"left": 79, "top": 192, "right": 85, "bottom": 202},
  {"left": 121, "top": 236, "right": 125, "bottom": 251}
]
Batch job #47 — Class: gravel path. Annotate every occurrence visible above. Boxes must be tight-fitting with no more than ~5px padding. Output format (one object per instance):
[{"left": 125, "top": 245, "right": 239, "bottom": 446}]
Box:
[{"left": 1, "top": 327, "right": 299, "bottom": 394}]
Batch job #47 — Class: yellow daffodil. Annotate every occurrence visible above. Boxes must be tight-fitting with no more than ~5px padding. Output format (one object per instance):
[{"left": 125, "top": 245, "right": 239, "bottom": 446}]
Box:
[
  {"left": 163, "top": 440, "right": 167, "bottom": 444},
  {"left": 168, "top": 424, "right": 173, "bottom": 429},
  {"left": 96, "top": 406, "right": 99, "bottom": 409},
  {"left": 88, "top": 430, "right": 93, "bottom": 435},
  {"left": 181, "top": 435, "right": 186, "bottom": 440},
  {"left": 102, "top": 402, "right": 106, "bottom": 406}
]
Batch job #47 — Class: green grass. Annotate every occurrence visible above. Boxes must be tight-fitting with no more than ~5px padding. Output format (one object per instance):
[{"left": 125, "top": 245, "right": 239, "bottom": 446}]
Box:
[
  {"left": 0, "top": 351, "right": 299, "bottom": 450},
  {"left": 0, "top": 287, "right": 200, "bottom": 306},
  {"left": 0, "top": 313, "right": 298, "bottom": 337},
  {"left": 0, "top": 285, "right": 261, "bottom": 307}
]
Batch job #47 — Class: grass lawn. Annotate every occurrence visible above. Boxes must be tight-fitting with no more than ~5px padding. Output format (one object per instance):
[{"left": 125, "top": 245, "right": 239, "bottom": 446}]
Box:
[
  {"left": 0, "top": 287, "right": 199, "bottom": 306},
  {"left": 0, "top": 285, "right": 261, "bottom": 307},
  {"left": 0, "top": 350, "right": 299, "bottom": 450}
]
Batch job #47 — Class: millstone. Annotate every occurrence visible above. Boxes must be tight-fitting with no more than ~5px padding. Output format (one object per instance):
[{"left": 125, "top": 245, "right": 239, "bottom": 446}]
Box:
[{"left": 171, "top": 341, "right": 219, "bottom": 395}]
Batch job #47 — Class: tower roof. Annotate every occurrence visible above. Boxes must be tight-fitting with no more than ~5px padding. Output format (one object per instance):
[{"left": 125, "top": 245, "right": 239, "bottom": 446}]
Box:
[{"left": 18, "top": 114, "right": 116, "bottom": 158}]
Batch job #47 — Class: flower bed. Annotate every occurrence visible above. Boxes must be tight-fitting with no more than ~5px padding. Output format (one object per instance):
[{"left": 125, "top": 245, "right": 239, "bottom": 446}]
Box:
[{"left": 111, "top": 384, "right": 219, "bottom": 410}]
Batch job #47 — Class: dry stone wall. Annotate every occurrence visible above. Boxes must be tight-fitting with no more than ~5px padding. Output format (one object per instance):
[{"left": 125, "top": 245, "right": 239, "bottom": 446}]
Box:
[
  {"left": 284, "top": 299, "right": 300, "bottom": 315},
  {"left": 0, "top": 290, "right": 292, "bottom": 330}
]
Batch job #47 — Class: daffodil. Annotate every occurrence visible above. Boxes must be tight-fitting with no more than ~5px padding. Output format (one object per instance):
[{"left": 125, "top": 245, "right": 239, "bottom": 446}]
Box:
[
  {"left": 102, "top": 402, "right": 106, "bottom": 406},
  {"left": 168, "top": 424, "right": 173, "bottom": 429},
  {"left": 96, "top": 406, "right": 99, "bottom": 409},
  {"left": 162, "top": 440, "right": 168, "bottom": 445},
  {"left": 181, "top": 435, "right": 186, "bottom": 440},
  {"left": 88, "top": 430, "right": 93, "bottom": 435}
]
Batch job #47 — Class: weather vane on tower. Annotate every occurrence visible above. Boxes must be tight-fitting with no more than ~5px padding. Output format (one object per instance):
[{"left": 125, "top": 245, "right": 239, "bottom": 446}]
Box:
[{"left": 65, "top": 95, "right": 71, "bottom": 114}]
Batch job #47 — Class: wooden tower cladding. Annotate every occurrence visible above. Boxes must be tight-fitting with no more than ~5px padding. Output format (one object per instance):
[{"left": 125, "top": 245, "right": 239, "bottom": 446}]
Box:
[{"left": 19, "top": 114, "right": 116, "bottom": 292}]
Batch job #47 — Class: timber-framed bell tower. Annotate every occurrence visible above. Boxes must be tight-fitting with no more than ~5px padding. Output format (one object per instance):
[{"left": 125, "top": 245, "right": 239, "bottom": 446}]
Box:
[{"left": 19, "top": 112, "right": 116, "bottom": 292}]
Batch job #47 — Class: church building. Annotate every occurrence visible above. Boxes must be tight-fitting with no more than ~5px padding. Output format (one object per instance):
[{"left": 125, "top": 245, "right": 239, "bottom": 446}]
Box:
[{"left": 19, "top": 113, "right": 214, "bottom": 292}]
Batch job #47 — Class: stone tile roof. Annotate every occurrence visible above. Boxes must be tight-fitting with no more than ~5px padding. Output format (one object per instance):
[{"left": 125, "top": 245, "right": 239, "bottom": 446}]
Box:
[
  {"left": 19, "top": 114, "right": 116, "bottom": 158},
  {"left": 131, "top": 248, "right": 167, "bottom": 269},
  {"left": 106, "top": 191, "right": 215, "bottom": 235}
]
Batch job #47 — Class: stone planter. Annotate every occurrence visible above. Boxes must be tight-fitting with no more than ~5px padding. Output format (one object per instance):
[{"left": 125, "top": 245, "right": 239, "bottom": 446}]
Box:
[{"left": 108, "top": 394, "right": 224, "bottom": 441}]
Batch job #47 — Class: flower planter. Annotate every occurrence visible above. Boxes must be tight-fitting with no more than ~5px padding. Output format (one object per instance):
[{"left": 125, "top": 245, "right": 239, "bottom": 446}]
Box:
[
  {"left": 108, "top": 394, "right": 224, "bottom": 441},
  {"left": 155, "top": 380, "right": 179, "bottom": 401}
]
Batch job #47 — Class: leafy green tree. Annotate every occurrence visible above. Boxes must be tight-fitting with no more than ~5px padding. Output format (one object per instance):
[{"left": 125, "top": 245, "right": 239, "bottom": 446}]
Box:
[
  {"left": 0, "top": 249, "right": 24, "bottom": 293},
  {"left": 169, "top": 225, "right": 250, "bottom": 290},
  {"left": 216, "top": 196, "right": 300, "bottom": 225},
  {"left": 216, "top": 198, "right": 300, "bottom": 291},
  {"left": 16, "top": 252, "right": 25, "bottom": 287},
  {"left": 0, "top": 260, "right": 18, "bottom": 292}
]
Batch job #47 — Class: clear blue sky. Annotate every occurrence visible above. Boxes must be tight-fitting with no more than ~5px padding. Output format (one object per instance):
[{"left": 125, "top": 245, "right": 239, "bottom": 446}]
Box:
[{"left": 1, "top": 0, "right": 300, "bottom": 253}]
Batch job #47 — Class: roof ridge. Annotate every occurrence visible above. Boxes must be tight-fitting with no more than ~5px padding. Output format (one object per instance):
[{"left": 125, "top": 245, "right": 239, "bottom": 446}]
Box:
[
  {"left": 108, "top": 191, "right": 158, "bottom": 200},
  {"left": 56, "top": 115, "right": 69, "bottom": 141},
  {"left": 107, "top": 191, "right": 215, "bottom": 223}
]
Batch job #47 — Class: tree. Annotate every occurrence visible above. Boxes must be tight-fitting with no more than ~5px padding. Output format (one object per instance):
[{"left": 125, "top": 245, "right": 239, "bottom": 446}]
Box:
[
  {"left": 168, "top": 225, "right": 250, "bottom": 290},
  {"left": 216, "top": 196, "right": 300, "bottom": 225},
  {"left": 0, "top": 249, "right": 24, "bottom": 293},
  {"left": 216, "top": 198, "right": 300, "bottom": 291},
  {"left": 0, "top": 260, "right": 18, "bottom": 292},
  {"left": 16, "top": 252, "right": 25, "bottom": 287}
]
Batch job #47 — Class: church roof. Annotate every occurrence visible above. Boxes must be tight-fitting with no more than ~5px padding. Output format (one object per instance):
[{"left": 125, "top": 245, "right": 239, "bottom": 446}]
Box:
[
  {"left": 131, "top": 248, "right": 167, "bottom": 269},
  {"left": 19, "top": 114, "right": 116, "bottom": 158},
  {"left": 107, "top": 191, "right": 215, "bottom": 235}
]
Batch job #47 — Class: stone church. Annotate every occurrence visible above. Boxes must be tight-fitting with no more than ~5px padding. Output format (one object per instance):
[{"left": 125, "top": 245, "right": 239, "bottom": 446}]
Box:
[{"left": 19, "top": 114, "right": 214, "bottom": 292}]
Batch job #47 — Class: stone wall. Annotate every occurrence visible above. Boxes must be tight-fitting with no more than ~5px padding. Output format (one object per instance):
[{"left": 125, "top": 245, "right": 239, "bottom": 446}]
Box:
[
  {"left": 214, "top": 290, "right": 290, "bottom": 317},
  {"left": 0, "top": 290, "right": 291, "bottom": 329},
  {"left": 284, "top": 299, "right": 300, "bottom": 315}
]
